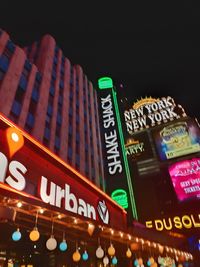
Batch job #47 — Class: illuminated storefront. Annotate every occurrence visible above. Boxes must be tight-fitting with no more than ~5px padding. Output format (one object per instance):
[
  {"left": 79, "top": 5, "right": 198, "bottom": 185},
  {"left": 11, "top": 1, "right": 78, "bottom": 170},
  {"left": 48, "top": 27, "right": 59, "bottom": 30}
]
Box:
[{"left": 0, "top": 113, "right": 193, "bottom": 267}]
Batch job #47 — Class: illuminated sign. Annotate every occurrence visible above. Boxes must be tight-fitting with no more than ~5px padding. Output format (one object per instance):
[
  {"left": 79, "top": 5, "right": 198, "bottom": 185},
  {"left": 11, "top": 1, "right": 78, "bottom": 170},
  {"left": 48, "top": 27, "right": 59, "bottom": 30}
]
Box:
[
  {"left": 146, "top": 213, "right": 200, "bottom": 231},
  {"left": 98, "top": 77, "right": 138, "bottom": 219},
  {"left": 125, "top": 139, "right": 144, "bottom": 156},
  {"left": 100, "top": 93, "right": 123, "bottom": 175},
  {"left": 153, "top": 119, "right": 200, "bottom": 160},
  {"left": 111, "top": 189, "right": 128, "bottom": 209},
  {"left": 98, "top": 77, "right": 113, "bottom": 89},
  {"left": 0, "top": 114, "right": 127, "bottom": 229},
  {"left": 125, "top": 131, "right": 153, "bottom": 162},
  {"left": 124, "top": 96, "right": 186, "bottom": 134},
  {"left": 169, "top": 158, "right": 200, "bottom": 202}
]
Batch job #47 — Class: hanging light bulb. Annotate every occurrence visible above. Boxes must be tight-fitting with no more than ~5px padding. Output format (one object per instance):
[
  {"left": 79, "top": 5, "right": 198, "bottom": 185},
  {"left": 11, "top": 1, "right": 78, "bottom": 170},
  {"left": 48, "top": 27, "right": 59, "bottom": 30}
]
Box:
[
  {"left": 46, "top": 220, "right": 57, "bottom": 251},
  {"left": 12, "top": 228, "right": 21, "bottom": 241},
  {"left": 108, "top": 243, "right": 115, "bottom": 256},
  {"left": 103, "top": 255, "right": 109, "bottom": 266},
  {"left": 30, "top": 227, "right": 40, "bottom": 242},
  {"left": 46, "top": 236, "right": 57, "bottom": 251},
  {"left": 96, "top": 245, "right": 104, "bottom": 259},
  {"left": 82, "top": 250, "right": 89, "bottom": 261},
  {"left": 126, "top": 247, "right": 132, "bottom": 258},
  {"left": 96, "top": 238, "right": 104, "bottom": 259},
  {"left": 147, "top": 259, "right": 151, "bottom": 266},
  {"left": 112, "top": 256, "right": 118, "bottom": 265},
  {"left": 138, "top": 257, "right": 143, "bottom": 266},
  {"left": 72, "top": 242, "right": 81, "bottom": 262},
  {"left": 87, "top": 223, "right": 95, "bottom": 236},
  {"left": 59, "top": 232, "right": 68, "bottom": 252},
  {"left": 29, "top": 211, "right": 40, "bottom": 242},
  {"left": 134, "top": 259, "right": 139, "bottom": 267}
]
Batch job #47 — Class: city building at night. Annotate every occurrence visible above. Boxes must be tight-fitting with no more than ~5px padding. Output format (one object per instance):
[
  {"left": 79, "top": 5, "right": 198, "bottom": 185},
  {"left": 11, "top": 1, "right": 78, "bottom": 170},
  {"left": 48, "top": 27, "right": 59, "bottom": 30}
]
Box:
[
  {"left": 0, "top": 28, "right": 104, "bottom": 188},
  {"left": 0, "top": 29, "right": 196, "bottom": 266}
]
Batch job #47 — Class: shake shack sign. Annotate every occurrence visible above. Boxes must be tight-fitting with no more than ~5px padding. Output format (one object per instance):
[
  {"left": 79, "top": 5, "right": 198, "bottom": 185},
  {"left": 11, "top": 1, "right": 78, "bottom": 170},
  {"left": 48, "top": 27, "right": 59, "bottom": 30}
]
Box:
[
  {"left": 100, "top": 93, "right": 123, "bottom": 175},
  {"left": 124, "top": 97, "right": 186, "bottom": 134}
]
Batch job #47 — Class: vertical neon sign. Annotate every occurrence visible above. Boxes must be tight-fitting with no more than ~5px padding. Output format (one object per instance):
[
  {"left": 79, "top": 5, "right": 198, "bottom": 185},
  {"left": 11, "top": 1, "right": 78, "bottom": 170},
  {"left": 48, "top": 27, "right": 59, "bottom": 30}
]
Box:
[{"left": 98, "top": 77, "right": 138, "bottom": 219}]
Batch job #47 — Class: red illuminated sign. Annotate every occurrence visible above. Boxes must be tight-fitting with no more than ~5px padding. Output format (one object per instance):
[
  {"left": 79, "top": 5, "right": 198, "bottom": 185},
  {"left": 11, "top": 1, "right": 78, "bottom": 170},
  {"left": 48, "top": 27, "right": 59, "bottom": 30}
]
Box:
[{"left": 0, "top": 114, "right": 127, "bottom": 229}]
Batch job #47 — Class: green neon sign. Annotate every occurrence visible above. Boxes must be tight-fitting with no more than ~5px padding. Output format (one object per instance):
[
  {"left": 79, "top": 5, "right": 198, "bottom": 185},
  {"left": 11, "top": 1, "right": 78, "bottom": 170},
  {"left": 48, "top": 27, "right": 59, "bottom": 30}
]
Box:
[
  {"left": 98, "top": 76, "right": 138, "bottom": 219},
  {"left": 98, "top": 77, "right": 113, "bottom": 89},
  {"left": 111, "top": 189, "right": 128, "bottom": 209}
]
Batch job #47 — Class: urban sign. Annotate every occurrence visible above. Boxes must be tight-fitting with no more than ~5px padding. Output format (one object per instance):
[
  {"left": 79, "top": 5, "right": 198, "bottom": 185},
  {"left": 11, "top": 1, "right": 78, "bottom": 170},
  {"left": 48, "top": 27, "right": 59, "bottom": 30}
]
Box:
[{"left": 0, "top": 114, "right": 127, "bottom": 229}]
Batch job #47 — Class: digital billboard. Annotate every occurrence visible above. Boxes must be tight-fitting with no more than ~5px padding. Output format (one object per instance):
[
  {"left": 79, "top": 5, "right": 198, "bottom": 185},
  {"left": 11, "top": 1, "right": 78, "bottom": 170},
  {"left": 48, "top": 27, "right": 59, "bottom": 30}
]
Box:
[
  {"left": 153, "top": 119, "right": 200, "bottom": 161},
  {"left": 168, "top": 157, "right": 200, "bottom": 202}
]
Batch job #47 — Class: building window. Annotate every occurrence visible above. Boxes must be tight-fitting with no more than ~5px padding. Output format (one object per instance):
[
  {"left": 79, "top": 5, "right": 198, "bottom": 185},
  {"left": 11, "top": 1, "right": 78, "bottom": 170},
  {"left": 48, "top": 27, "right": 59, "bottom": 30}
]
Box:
[
  {"left": 67, "top": 146, "right": 72, "bottom": 163},
  {"left": 0, "top": 54, "right": 9, "bottom": 72},
  {"left": 57, "top": 113, "right": 62, "bottom": 126},
  {"left": 55, "top": 136, "right": 60, "bottom": 149},
  {"left": 11, "top": 100, "right": 21, "bottom": 117},
  {"left": 6, "top": 40, "right": 15, "bottom": 53},
  {"left": 50, "top": 86, "right": 55, "bottom": 96},
  {"left": 19, "top": 75, "right": 28, "bottom": 91},
  {"left": 25, "top": 112, "right": 35, "bottom": 129},
  {"left": 47, "top": 104, "right": 53, "bottom": 116},
  {"left": 59, "top": 80, "right": 64, "bottom": 89},
  {"left": 31, "top": 89, "right": 39, "bottom": 102},
  {"left": 36, "top": 72, "right": 42, "bottom": 82},
  {"left": 44, "top": 127, "right": 50, "bottom": 140},
  {"left": 4, "top": 40, "right": 15, "bottom": 58}
]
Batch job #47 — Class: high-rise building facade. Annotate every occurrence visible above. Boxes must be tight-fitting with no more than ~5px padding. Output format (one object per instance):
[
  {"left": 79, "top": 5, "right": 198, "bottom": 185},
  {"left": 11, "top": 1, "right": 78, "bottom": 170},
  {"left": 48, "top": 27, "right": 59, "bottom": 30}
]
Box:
[{"left": 0, "top": 29, "right": 105, "bottom": 188}]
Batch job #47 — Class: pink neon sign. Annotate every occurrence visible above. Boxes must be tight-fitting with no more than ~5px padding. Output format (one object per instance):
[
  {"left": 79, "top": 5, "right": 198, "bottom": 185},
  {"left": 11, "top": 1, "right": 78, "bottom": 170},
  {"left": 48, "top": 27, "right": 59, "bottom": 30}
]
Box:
[{"left": 169, "top": 158, "right": 200, "bottom": 202}]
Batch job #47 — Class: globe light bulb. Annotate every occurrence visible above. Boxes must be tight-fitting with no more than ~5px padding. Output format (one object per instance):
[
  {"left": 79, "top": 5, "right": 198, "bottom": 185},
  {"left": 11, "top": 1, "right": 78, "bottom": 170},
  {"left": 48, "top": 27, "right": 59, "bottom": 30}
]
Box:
[{"left": 12, "top": 228, "right": 21, "bottom": 241}]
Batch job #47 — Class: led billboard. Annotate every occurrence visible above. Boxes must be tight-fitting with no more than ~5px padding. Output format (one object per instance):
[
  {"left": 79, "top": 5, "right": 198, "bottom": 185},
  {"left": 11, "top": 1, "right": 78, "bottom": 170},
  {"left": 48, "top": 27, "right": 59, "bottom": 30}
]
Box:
[
  {"left": 168, "top": 158, "right": 200, "bottom": 202},
  {"left": 153, "top": 119, "right": 200, "bottom": 161}
]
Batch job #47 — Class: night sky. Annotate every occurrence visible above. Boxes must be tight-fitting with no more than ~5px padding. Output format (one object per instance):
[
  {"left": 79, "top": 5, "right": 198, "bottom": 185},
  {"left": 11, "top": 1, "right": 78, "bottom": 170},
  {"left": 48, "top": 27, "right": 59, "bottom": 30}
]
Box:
[{"left": 1, "top": 2, "right": 200, "bottom": 118}]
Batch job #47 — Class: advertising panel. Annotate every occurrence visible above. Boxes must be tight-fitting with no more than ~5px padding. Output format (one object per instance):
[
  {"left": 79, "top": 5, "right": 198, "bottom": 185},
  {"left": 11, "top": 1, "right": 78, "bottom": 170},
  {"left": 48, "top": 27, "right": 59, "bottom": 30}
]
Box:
[
  {"left": 153, "top": 119, "right": 200, "bottom": 160},
  {"left": 0, "top": 114, "right": 127, "bottom": 229},
  {"left": 168, "top": 157, "right": 200, "bottom": 202},
  {"left": 125, "top": 131, "right": 153, "bottom": 162}
]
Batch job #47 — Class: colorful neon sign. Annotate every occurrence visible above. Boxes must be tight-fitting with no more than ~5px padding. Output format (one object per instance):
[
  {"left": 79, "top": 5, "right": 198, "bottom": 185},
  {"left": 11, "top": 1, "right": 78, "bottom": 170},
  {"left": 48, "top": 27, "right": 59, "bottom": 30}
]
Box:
[{"left": 168, "top": 158, "right": 200, "bottom": 202}]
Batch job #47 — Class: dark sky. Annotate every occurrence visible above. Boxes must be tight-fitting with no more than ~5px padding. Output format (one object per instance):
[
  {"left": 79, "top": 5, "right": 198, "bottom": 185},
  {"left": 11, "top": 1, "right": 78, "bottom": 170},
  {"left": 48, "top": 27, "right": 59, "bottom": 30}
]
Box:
[{"left": 1, "top": 2, "right": 200, "bottom": 118}]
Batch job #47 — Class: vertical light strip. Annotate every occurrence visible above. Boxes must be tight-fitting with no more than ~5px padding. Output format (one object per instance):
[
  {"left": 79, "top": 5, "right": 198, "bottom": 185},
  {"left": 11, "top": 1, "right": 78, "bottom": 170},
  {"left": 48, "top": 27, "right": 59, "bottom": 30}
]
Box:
[{"left": 112, "top": 88, "right": 138, "bottom": 219}]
